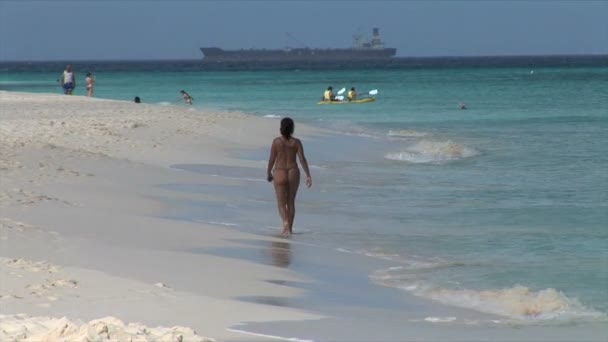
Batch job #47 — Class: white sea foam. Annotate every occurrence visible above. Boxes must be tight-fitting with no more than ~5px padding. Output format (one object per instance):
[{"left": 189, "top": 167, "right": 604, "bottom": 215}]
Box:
[
  {"left": 157, "top": 101, "right": 173, "bottom": 106},
  {"left": 387, "top": 129, "right": 429, "bottom": 138},
  {"left": 228, "top": 323, "right": 314, "bottom": 342},
  {"left": 319, "top": 121, "right": 382, "bottom": 139},
  {"left": 208, "top": 221, "right": 238, "bottom": 227},
  {"left": 371, "top": 265, "right": 607, "bottom": 322},
  {"left": 263, "top": 114, "right": 281, "bottom": 118},
  {"left": 385, "top": 140, "right": 478, "bottom": 163},
  {"left": 309, "top": 165, "right": 326, "bottom": 170},
  {"left": 335, "top": 247, "right": 399, "bottom": 260},
  {"left": 424, "top": 316, "right": 457, "bottom": 323},
  {"left": 424, "top": 286, "right": 607, "bottom": 321},
  {"left": 340, "top": 248, "right": 462, "bottom": 272},
  {"left": 209, "top": 174, "right": 266, "bottom": 182}
]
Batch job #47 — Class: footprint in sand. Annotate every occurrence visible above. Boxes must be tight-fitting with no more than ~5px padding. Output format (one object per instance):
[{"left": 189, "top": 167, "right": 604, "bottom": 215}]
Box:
[
  {"left": 0, "top": 294, "right": 23, "bottom": 300},
  {"left": 132, "top": 282, "right": 175, "bottom": 298},
  {"left": 0, "top": 257, "right": 61, "bottom": 273},
  {"left": 0, "top": 218, "right": 62, "bottom": 241}
]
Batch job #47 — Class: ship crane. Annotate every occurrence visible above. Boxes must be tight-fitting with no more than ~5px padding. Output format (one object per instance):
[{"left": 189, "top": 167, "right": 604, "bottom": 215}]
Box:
[{"left": 285, "top": 32, "right": 309, "bottom": 49}]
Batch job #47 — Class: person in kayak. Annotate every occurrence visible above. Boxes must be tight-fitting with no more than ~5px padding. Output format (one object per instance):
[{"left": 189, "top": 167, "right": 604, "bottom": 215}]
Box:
[
  {"left": 322, "top": 86, "right": 337, "bottom": 102},
  {"left": 347, "top": 87, "right": 357, "bottom": 102}
]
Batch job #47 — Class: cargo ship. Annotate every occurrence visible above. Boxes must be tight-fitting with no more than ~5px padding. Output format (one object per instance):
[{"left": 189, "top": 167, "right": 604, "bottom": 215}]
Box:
[{"left": 200, "top": 28, "right": 396, "bottom": 63}]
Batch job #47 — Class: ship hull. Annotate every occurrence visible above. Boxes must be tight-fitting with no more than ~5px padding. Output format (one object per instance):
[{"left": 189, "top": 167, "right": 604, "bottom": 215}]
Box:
[{"left": 200, "top": 47, "right": 397, "bottom": 62}]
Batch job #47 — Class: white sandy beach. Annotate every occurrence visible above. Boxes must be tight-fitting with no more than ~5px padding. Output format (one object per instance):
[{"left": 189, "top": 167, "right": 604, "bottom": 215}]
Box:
[{"left": 0, "top": 91, "right": 324, "bottom": 341}]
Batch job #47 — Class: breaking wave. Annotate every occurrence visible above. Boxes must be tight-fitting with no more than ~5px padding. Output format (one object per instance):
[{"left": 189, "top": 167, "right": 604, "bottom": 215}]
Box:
[
  {"left": 371, "top": 266, "right": 606, "bottom": 323},
  {"left": 426, "top": 286, "right": 607, "bottom": 322},
  {"left": 385, "top": 140, "right": 479, "bottom": 163}
]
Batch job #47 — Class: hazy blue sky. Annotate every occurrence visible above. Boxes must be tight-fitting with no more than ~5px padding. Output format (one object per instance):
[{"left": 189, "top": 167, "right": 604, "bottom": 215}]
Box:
[{"left": 0, "top": 0, "right": 606, "bottom": 61}]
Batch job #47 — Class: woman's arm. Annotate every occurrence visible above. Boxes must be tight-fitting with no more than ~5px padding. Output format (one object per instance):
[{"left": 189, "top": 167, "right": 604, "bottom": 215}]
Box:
[
  {"left": 267, "top": 139, "right": 277, "bottom": 182},
  {"left": 297, "top": 139, "right": 312, "bottom": 187}
]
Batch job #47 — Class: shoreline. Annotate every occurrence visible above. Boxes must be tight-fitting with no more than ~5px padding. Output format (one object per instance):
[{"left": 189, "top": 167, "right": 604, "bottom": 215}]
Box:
[
  {"left": 0, "top": 91, "right": 325, "bottom": 341},
  {"left": 164, "top": 142, "right": 608, "bottom": 342}
]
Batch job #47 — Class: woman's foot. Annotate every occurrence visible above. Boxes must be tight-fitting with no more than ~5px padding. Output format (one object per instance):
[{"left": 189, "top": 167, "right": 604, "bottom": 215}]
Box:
[{"left": 281, "top": 221, "right": 291, "bottom": 237}]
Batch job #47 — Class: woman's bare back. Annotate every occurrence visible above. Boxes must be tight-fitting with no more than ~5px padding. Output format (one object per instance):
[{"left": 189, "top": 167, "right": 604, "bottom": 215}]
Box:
[{"left": 273, "top": 137, "right": 301, "bottom": 171}]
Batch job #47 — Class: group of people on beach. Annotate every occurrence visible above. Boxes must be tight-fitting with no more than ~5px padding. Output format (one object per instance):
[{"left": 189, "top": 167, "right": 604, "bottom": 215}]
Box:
[
  {"left": 59, "top": 65, "right": 194, "bottom": 106},
  {"left": 59, "top": 65, "right": 95, "bottom": 97}
]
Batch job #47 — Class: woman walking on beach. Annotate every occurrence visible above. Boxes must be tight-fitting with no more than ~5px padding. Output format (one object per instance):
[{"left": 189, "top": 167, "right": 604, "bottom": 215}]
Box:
[{"left": 267, "top": 118, "right": 312, "bottom": 237}]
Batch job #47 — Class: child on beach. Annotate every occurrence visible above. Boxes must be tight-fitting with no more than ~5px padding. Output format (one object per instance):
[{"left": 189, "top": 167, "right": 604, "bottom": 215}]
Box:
[
  {"left": 180, "top": 90, "right": 193, "bottom": 105},
  {"left": 85, "top": 72, "right": 95, "bottom": 97},
  {"left": 267, "top": 118, "right": 312, "bottom": 237}
]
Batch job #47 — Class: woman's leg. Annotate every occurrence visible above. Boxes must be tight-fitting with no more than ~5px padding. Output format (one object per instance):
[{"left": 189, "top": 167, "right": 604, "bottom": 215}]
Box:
[
  {"left": 286, "top": 168, "right": 300, "bottom": 233},
  {"left": 272, "top": 169, "right": 289, "bottom": 235}
]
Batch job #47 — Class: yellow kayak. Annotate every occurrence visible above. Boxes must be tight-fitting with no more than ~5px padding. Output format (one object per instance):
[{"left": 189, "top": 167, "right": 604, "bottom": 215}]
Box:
[{"left": 318, "top": 97, "right": 376, "bottom": 105}]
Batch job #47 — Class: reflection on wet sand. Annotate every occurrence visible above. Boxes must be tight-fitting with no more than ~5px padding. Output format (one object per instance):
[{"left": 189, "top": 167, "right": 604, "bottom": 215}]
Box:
[
  {"left": 237, "top": 295, "right": 291, "bottom": 308},
  {"left": 269, "top": 239, "right": 292, "bottom": 268}
]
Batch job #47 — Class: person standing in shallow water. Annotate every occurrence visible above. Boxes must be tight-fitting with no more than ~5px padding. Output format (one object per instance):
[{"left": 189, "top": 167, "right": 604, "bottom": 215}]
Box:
[
  {"left": 85, "top": 72, "right": 95, "bottom": 97},
  {"left": 60, "top": 65, "right": 75, "bottom": 95},
  {"left": 180, "top": 90, "right": 193, "bottom": 105},
  {"left": 267, "top": 118, "right": 312, "bottom": 237}
]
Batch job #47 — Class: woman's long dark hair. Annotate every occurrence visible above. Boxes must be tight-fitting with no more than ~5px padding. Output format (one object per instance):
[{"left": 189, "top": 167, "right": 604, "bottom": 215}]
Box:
[{"left": 280, "top": 117, "right": 294, "bottom": 139}]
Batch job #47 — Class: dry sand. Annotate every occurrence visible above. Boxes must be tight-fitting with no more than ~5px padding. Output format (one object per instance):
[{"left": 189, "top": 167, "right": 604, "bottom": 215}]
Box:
[{"left": 0, "top": 91, "right": 324, "bottom": 341}]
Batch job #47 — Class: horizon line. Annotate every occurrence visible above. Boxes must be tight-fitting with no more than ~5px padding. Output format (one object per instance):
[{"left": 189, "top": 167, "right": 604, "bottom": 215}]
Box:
[{"left": 1, "top": 53, "right": 607, "bottom": 63}]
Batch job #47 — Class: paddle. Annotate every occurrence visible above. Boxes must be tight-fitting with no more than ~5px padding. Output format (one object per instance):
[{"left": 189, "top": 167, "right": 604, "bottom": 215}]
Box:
[
  {"left": 322, "top": 89, "right": 373, "bottom": 102},
  {"left": 347, "top": 89, "right": 379, "bottom": 100},
  {"left": 333, "top": 88, "right": 360, "bottom": 101},
  {"left": 357, "top": 89, "right": 378, "bottom": 99}
]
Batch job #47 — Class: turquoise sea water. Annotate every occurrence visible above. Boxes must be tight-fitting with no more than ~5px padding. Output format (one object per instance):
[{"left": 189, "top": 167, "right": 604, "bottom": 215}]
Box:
[{"left": 2, "top": 62, "right": 607, "bottom": 327}]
